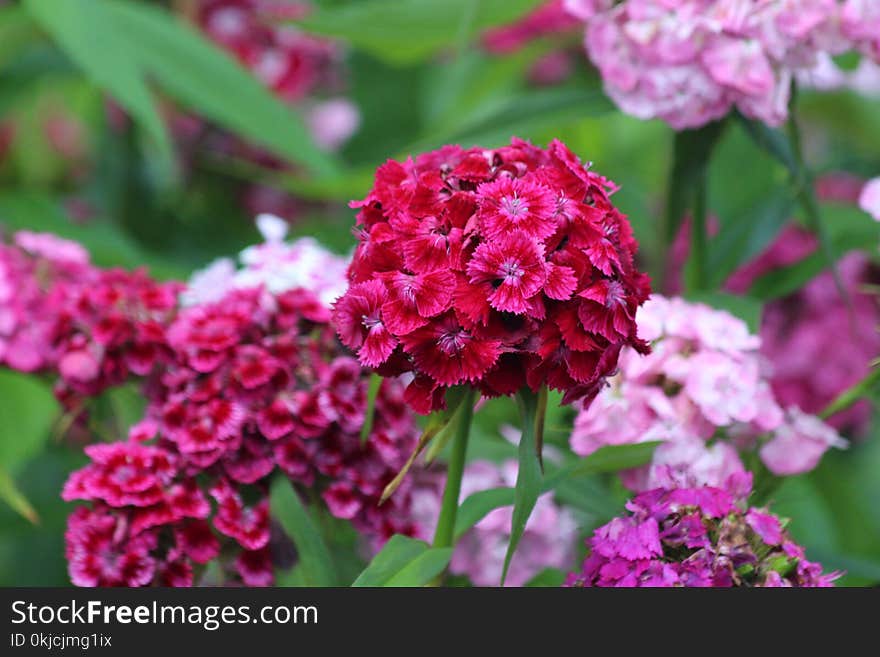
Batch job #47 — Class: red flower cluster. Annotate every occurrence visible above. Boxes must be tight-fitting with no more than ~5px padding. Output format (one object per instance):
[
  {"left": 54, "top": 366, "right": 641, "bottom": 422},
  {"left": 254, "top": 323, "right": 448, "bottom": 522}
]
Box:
[
  {"left": 63, "top": 285, "right": 420, "bottom": 586},
  {"left": 0, "top": 231, "right": 180, "bottom": 409},
  {"left": 333, "top": 138, "right": 651, "bottom": 413}
]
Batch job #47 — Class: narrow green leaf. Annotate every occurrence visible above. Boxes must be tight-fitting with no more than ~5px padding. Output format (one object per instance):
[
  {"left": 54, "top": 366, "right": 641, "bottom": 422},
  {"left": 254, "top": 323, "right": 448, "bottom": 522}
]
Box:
[
  {"left": 502, "top": 389, "right": 544, "bottom": 585},
  {"left": 23, "top": 0, "right": 171, "bottom": 159},
  {"left": 0, "top": 370, "right": 56, "bottom": 469},
  {"left": 453, "top": 487, "right": 515, "bottom": 540},
  {"left": 270, "top": 476, "right": 337, "bottom": 587},
  {"left": 423, "top": 390, "right": 472, "bottom": 464},
  {"left": 453, "top": 443, "right": 662, "bottom": 540},
  {"left": 409, "top": 86, "right": 612, "bottom": 153},
  {"left": 821, "top": 367, "right": 880, "bottom": 420},
  {"left": 533, "top": 386, "right": 548, "bottom": 472},
  {"left": 297, "top": 0, "right": 543, "bottom": 65},
  {"left": 0, "top": 466, "right": 39, "bottom": 524},
  {"left": 383, "top": 548, "right": 453, "bottom": 587},
  {"left": 360, "top": 374, "right": 383, "bottom": 444},
  {"left": 705, "top": 190, "right": 794, "bottom": 289},
  {"left": 545, "top": 441, "right": 663, "bottom": 488},
  {"left": 380, "top": 412, "right": 447, "bottom": 504},
  {"left": 734, "top": 114, "right": 797, "bottom": 174},
  {"left": 352, "top": 534, "right": 429, "bottom": 587},
  {"left": 102, "top": 0, "right": 339, "bottom": 177}
]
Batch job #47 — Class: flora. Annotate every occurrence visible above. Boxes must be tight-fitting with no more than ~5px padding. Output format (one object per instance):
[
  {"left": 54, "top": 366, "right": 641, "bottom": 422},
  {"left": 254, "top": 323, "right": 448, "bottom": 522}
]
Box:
[
  {"left": 332, "top": 137, "right": 651, "bottom": 413},
  {"left": 564, "top": 0, "right": 880, "bottom": 129},
  {"left": 570, "top": 294, "right": 847, "bottom": 488},
  {"left": 566, "top": 476, "right": 839, "bottom": 587}
]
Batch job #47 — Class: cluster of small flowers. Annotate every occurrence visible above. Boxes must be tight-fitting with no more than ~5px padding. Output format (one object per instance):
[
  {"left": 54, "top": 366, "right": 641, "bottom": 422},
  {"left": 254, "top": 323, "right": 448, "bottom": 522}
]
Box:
[
  {"left": 799, "top": 52, "right": 880, "bottom": 97},
  {"left": 725, "top": 224, "right": 880, "bottom": 432},
  {"left": 62, "top": 236, "right": 421, "bottom": 586},
  {"left": 0, "top": 230, "right": 181, "bottom": 408},
  {"left": 571, "top": 295, "right": 847, "bottom": 490},
  {"left": 566, "top": 477, "right": 838, "bottom": 587},
  {"left": 333, "top": 138, "right": 651, "bottom": 414},
  {"left": 411, "top": 459, "right": 578, "bottom": 587},
  {"left": 564, "top": 0, "right": 880, "bottom": 129},
  {"left": 182, "top": 214, "right": 349, "bottom": 308}
]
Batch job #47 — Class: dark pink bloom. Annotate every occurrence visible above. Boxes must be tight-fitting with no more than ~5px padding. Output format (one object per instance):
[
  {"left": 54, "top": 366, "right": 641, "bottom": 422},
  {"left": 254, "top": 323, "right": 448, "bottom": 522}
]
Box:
[{"left": 333, "top": 138, "right": 650, "bottom": 410}]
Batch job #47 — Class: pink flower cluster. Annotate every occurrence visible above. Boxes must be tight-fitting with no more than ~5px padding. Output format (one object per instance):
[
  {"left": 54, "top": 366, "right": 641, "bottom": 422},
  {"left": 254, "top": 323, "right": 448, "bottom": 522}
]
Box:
[
  {"left": 0, "top": 230, "right": 181, "bottom": 408},
  {"left": 570, "top": 295, "right": 846, "bottom": 488},
  {"left": 62, "top": 273, "right": 420, "bottom": 586},
  {"left": 725, "top": 224, "right": 880, "bottom": 433},
  {"left": 411, "top": 459, "right": 578, "bottom": 587},
  {"left": 564, "top": 0, "right": 880, "bottom": 129},
  {"left": 566, "top": 479, "right": 839, "bottom": 587},
  {"left": 182, "top": 213, "right": 349, "bottom": 308},
  {"left": 333, "top": 138, "right": 651, "bottom": 413}
]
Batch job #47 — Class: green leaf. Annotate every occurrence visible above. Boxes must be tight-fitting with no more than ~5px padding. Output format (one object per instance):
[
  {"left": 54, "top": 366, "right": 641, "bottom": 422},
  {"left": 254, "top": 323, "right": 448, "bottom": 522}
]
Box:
[
  {"left": 270, "top": 476, "right": 337, "bottom": 587},
  {"left": 23, "top": 0, "right": 171, "bottom": 160},
  {"left": 524, "top": 568, "right": 566, "bottom": 587},
  {"left": 663, "top": 120, "right": 727, "bottom": 244},
  {"left": 352, "top": 534, "right": 431, "bottom": 587},
  {"left": 102, "top": 0, "right": 339, "bottom": 178},
  {"left": 383, "top": 548, "right": 453, "bottom": 587},
  {"left": 453, "top": 487, "right": 514, "bottom": 540},
  {"left": 0, "top": 191, "right": 183, "bottom": 279},
  {"left": 453, "top": 442, "right": 661, "bottom": 540},
  {"left": 704, "top": 190, "right": 794, "bottom": 289},
  {"left": 0, "top": 370, "right": 56, "bottom": 470},
  {"left": 685, "top": 291, "right": 764, "bottom": 333},
  {"left": 0, "top": 466, "right": 39, "bottom": 524},
  {"left": 409, "top": 86, "right": 613, "bottom": 153},
  {"left": 820, "top": 367, "right": 880, "bottom": 420},
  {"left": 502, "top": 389, "right": 544, "bottom": 584},
  {"left": 549, "top": 442, "right": 663, "bottom": 485},
  {"left": 297, "top": 0, "right": 544, "bottom": 65},
  {"left": 360, "top": 374, "right": 382, "bottom": 444},
  {"left": 734, "top": 114, "right": 797, "bottom": 174}
]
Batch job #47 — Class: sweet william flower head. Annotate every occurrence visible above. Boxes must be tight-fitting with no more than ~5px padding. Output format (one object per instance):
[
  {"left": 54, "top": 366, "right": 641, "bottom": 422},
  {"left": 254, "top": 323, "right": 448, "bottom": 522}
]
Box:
[
  {"left": 567, "top": 482, "right": 840, "bottom": 587},
  {"left": 333, "top": 138, "right": 651, "bottom": 412}
]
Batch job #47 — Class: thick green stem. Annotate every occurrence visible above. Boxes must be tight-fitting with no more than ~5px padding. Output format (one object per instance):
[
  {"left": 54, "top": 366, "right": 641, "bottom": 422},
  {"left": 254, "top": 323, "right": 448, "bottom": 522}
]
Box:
[{"left": 432, "top": 388, "right": 476, "bottom": 549}]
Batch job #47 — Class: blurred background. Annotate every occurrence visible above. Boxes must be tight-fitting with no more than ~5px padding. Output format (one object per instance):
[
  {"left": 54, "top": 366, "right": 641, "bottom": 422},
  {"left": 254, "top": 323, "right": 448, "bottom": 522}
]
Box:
[{"left": 1, "top": 0, "right": 879, "bottom": 586}]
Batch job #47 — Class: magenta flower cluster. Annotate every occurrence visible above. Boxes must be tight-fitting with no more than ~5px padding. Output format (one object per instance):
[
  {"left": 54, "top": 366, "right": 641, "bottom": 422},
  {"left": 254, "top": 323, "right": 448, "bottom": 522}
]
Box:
[
  {"left": 564, "top": 0, "right": 880, "bottom": 129},
  {"left": 0, "top": 230, "right": 181, "bottom": 410},
  {"left": 567, "top": 478, "right": 839, "bottom": 587}
]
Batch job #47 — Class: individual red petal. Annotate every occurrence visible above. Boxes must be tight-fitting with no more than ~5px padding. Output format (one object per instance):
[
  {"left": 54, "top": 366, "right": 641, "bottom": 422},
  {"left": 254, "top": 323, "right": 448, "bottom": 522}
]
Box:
[
  {"left": 236, "top": 548, "right": 273, "bottom": 587},
  {"left": 403, "top": 375, "right": 445, "bottom": 415},
  {"left": 175, "top": 520, "right": 220, "bottom": 565},
  {"left": 257, "top": 398, "right": 295, "bottom": 440},
  {"left": 554, "top": 305, "right": 601, "bottom": 351},
  {"left": 544, "top": 263, "right": 577, "bottom": 300},
  {"left": 323, "top": 481, "right": 362, "bottom": 520}
]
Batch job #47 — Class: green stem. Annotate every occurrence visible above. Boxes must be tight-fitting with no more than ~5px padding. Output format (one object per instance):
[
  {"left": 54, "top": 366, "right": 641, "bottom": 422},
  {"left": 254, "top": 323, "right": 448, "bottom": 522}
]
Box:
[
  {"left": 685, "top": 171, "right": 708, "bottom": 293},
  {"left": 432, "top": 388, "right": 476, "bottom": 550}
]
